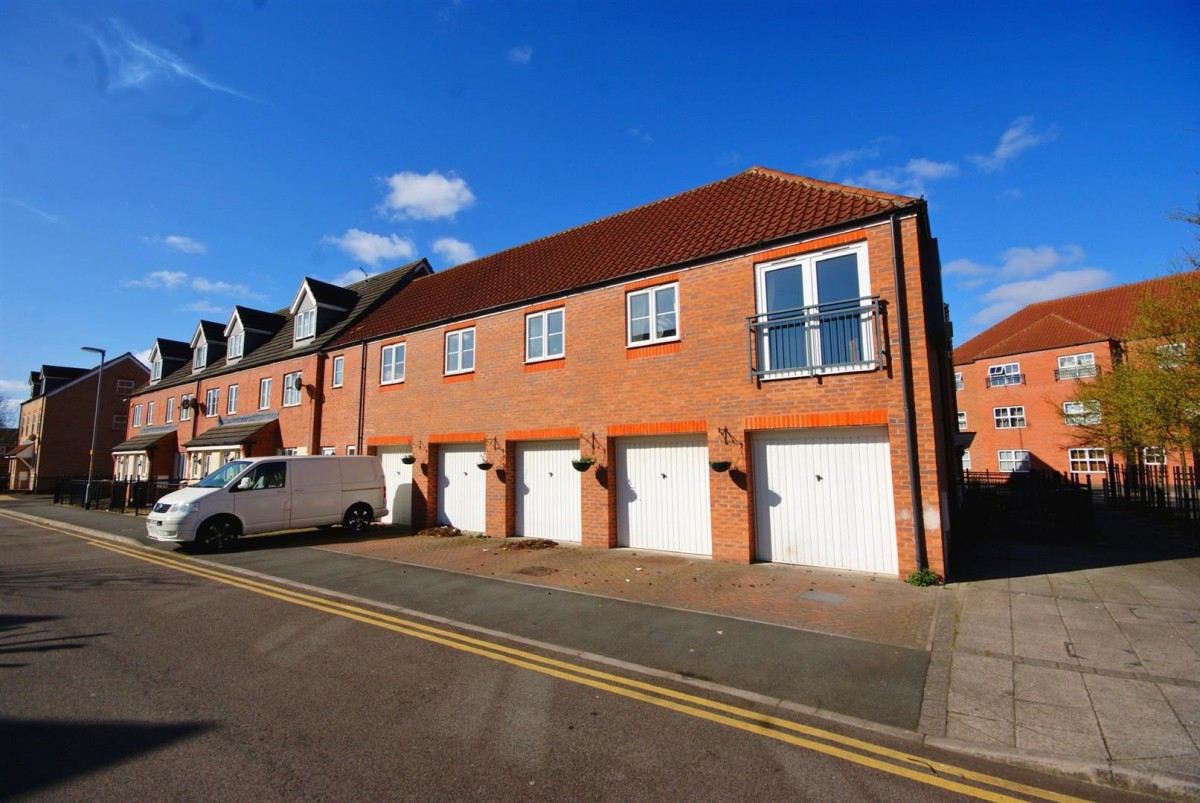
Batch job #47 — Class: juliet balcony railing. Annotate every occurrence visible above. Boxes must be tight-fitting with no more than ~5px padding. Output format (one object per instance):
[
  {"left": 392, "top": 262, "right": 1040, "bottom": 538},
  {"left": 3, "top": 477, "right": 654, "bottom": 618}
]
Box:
[
  {"left": 986, "top": 373, "right": 1025, "bottom": 388},
  {"left": 747, "top": 296, "right": 884, "bottom": 380},
  {"left": 1055, "top": 364, "right": 1099, "bottom": 381}
]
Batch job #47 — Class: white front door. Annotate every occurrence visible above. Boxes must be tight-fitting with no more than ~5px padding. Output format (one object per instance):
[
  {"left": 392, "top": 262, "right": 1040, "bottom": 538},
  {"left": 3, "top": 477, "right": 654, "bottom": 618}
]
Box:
[
  {"left": 516, "top": 440, "right": 581, "bottom": 542},
  {"left": 438, "top": 443, "right": 486, "bottom": 532},
  {"left": 616, "top": 435, "right": 711, "bottom": 556},
  {"left": 378, "top": 446, "right": 413, "bottom": 526},
  {"left": 753, "top": 426, "right": 897, "bottom": 574}
]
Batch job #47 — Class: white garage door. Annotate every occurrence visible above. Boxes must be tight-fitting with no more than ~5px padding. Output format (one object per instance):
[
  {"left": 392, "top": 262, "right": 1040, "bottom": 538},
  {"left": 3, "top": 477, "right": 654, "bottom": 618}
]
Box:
[
  {"left": 516, "top": 440, "right": 582, "bottom": 542},
  {"left": 378, "top": 446, "right": 413, "bottom": 526},
  {"left": 753, "top": 426, "right": 897, "bottom": 574},
  {"left": 438, "top": 443, "right": 486, "bottom": 532},
  {"left": 617, "top": 435, "right": 711, "bottom": 556}
]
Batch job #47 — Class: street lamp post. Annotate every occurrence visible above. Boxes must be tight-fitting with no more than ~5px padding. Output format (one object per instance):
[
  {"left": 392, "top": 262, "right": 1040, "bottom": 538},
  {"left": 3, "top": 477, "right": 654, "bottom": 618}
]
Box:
[{"left": 81, "top": 346, "right": 106, "bottom": 510}]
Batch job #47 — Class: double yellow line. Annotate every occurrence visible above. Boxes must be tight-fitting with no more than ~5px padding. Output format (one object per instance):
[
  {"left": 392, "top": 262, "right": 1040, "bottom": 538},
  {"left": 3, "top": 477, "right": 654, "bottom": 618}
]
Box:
[{"left": 75, "top": 531, "right": 1082, "bottom": 802}]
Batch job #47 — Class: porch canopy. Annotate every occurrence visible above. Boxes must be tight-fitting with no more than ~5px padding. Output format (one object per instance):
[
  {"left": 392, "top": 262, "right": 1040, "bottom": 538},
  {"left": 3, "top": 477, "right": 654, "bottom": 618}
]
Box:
[
  {"left": 183, "top": 419, "right": 279, "bottom": 450},
  {"left": 112, "top": 428, "right": 177, "bottom": 455}
]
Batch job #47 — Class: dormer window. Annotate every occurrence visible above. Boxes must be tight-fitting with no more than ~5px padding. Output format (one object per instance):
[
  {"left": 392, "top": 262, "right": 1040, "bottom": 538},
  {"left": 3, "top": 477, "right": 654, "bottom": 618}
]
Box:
[
  {"left": 228, "top": 332, "right": 244, "bottom": 360},
  {"left": 151, "top": 358, "right": 163, "bottom": 382},
  {"left": 295, "top": 309, "right": 316, "bottom": 341},
  {"left": 193, "top": 343, "right": 208, "bottom": 371}
]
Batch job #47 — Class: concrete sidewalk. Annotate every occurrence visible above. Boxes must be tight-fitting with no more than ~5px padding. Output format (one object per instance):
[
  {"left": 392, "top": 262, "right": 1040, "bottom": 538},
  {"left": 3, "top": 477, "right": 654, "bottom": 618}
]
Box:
[{"left": 4, "top": 494, "right": 1198, "bottom": 796}]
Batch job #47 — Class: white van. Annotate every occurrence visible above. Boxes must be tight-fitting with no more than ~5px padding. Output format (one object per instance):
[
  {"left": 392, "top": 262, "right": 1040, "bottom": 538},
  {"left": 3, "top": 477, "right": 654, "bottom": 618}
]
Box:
[{"left": 146, "top": 455, "right": 388, "bottom": 551}]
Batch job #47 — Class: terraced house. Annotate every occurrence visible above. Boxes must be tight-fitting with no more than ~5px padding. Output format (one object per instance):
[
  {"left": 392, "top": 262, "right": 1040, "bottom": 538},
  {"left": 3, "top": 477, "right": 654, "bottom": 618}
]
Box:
[
  {"left": 325, "top": 168, "right": 958, "bottom": 578},
  {"left": 114, "top": 261, "right": 431, "bottom": 486}
]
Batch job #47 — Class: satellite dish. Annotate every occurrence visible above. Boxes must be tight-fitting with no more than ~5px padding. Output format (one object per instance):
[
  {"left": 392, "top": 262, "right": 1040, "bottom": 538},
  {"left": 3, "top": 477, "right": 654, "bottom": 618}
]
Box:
[{"left": 293, "top": 375, "right": 304, "bottom": 391}]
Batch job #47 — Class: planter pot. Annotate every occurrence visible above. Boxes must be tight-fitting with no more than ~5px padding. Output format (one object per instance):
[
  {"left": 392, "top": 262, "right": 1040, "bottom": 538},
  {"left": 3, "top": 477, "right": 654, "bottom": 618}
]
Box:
[
  {"left": 477, "top": 462, "right": 493, "bottom": 471},
  {"left": 401, "top": 455, "right": 416, "bottom": 465},
  {"left": 709, "top": 460, "right": 732, "bottom": 473},
  {"left": 571, "top": 459, "right": 596, "bottom": 472}
]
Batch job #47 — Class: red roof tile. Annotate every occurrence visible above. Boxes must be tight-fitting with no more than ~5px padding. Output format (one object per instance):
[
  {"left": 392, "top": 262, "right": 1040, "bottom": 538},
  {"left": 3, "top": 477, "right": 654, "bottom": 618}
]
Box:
[
  {"left": 953, "top": 275, "right": 1185, "bottom": 364},
  {"left": 332, "top": 168, "right": 917, "bottom": 346}
]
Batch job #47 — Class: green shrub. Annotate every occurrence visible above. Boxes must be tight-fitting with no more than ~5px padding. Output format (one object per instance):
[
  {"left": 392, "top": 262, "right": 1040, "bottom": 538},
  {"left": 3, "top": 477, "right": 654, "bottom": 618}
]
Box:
[{"left": 906, "top": 567, "right": 942, "bottom": 587}]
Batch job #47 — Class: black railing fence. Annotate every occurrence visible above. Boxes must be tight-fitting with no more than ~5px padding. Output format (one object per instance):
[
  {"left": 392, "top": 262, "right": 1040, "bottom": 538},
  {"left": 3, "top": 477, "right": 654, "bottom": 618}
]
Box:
[
  {"left": 54, "top": 476, "right": 184, "bottom": 515},
  {"left": 1104, "top": 464, "right": 1199, "bottom": 531},
  {"left": 960, "top": 469, "right": 1096, "bottom": 540}
]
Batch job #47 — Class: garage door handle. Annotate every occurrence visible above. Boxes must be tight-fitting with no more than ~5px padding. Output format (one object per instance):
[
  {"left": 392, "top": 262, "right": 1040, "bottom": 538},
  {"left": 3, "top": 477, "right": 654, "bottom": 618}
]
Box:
[
  {"left": 816, "top": 474, "right": 823, "bottom": 481},
  {"left": 661, "top": 473, "right": 667, "bottom": 479}
]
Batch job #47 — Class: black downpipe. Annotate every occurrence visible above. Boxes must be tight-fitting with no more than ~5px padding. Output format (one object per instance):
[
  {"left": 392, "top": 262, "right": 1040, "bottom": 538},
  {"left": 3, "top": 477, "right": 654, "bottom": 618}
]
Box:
[{"left": 891, "top": 211, "right": 928, "bottom": 571}]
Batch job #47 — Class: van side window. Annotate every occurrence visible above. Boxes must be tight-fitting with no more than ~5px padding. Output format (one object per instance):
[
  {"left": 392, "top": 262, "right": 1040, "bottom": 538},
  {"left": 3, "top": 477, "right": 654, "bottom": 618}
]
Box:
[{"left": 245, "top": 462, "right": 287, "bottom": 490}]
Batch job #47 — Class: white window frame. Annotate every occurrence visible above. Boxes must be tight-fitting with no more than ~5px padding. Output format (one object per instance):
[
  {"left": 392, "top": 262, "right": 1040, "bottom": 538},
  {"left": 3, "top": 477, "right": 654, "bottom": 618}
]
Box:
[
  {"left": 445, "top": 328, "right": 475, "bottom": 376},
  {"left": 227, "top": 384, "right": 239, "bottom": 414},
  {"left": 1068, "top": 447, "right": 1107, "bottom": 474},
  {"left": 283, "top": 372, "right": 302, "bottom": 407},
  {"left": 993, "top": 406, "right": 1026, "bottom": 429},
  {"left": 321, "top": 447, "right": 336, "bottom": 456},
  {"left": 146, "top": 401, "right": 155, "bottom": 426},
  {"left": 259, "top": 378, "right": 272, "bottom": 410},
  {"left": 961, "top": 449, "right": 971, "bottom": 471},
  {"left": 332, "top": 356, "right": 345, "bottom": 388},
  {"left": 193, "top": 343, "right": 208, "bottom": 371},
  {"left": 381, "top": 343, "right": 406, "bottom": 385},
  {"left": 132, "top": 404, "right": 142, "bottom": 427},
  {"left": 627, "top": 282, "right": 680, "bottom": 348},
  {"left": 346, "top": 445, "right": 357, "bottom": 455},
  {"left": 181, "top": 394, "right": 193, "bottom": 421},
  {"left": 957, "top": 411, "right": 967, "bottom": 431},
  {"left": 205, "top": 388, "right": 219, "bottom": 417},
  {"left": 998, "top": 449, "right": 1030, "bottom": 473},
  {"left": 1056, "top": 352, "right": 1096, "bottom": 380},
  {"left": 526, "top": 308, "right": 565, "bottom": 363},
  {"left": 151, "top": 359, "right": 163, "bottom": 382},
  {"left": 1143, "top": 446, "right": 1166, "bottom": 466},
  {"left": 1063, "top": 400, "right": 1100, "bottom": 426},
  {"left": 954, "top": 371, "right": 963, "bottom": 391},
  {"left": 228, "top": 331, "right": 245, "bottom": 361},
  {"left": 986, "top": 362, "right": 1022, "bottom": 387},
  {"left": 166, "top": 397, "right": 175, "bottom": 423},
  {"left": 295, "top": 309, "right": 316, "bottom": 341}
]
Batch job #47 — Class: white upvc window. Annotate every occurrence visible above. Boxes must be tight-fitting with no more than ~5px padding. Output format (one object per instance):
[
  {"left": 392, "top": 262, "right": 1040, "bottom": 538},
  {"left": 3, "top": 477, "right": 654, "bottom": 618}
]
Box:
[
  {"left": 346, "top": 445, "right": 357, "bottom": 455},
  {"left": 259, "top": 378, "right": 272, "bottom": 410},
  {"left": 151, "top": 359, "right": 163, "bottom": 382},
  {"left": 283, "top": 372, "right": 302, "bottom": 406},
  {"left": 445, "top": 328, "right": 475, "bottom": 375},
  {"left": 1143, "top": 446, "right": 1166, "bottom": 466},
  {"left": 381, "top": 343, "right": 406, "bottom": 385},
  {"left": 146, "top": 401, "right": 155, "bottom": 426},
  {"left": 627, "top": 283, "right": 679, "bottom": 347},
  {"left": 132, "top": 404, "right": 142, "bottom": 427},
  {"left": 957, "top": 411, "right": 967, "bottom": 431},
  {"left": 1056, "top": 352, "right": 1096, "bottom": 380},
  {"left": 321, "top": 447, "right": 336, "bottom": 455},
  {"left": 1063, "top": 400, "right": 1100, "bottom": 426},
  {"left": 986, "top": 362, "right": 1022, "bottom": 387},
  {"left": 1068, "top": 447, "right": 1107, "bottom": 474},
  {"left": 998, "top": 449, "right": 1030, "bottom": 472},
  {"left": 227, "top": 384, "right": 239, "bottom": 414},
  {"left": 993, "top": 406, "right": 1026, "bottom": 429},
  {"left": 166, "top": 397, "right": 175, "bottom": 422},
  {"left": 961, "top": 449, "right": 971, "bottom": 470},
  {"left": 228, "top": 331, "right": 245, "bottom": 360},
  {"left": 1157, "top": 342, "right": 1186, "bottom": 369},
  {"left": 332, "top": 356, "right": 344, "bottom": 388},
  {"left": 955, "top": 372, "right": 963, "bottom": 391},
  {"left": 117, "top": 379, "right": 135, "bottom": 395},
  {"left": 526, "top": 308, "right": 565, "bottom": 362},
  {"left": 205, "top": 388, "right": 219, "bottom": 417},
  {"left": 295, "top": 309, "right": 316, "bottom": 341},
  {"left": 181, "top": 394, "right": 193, "bottom": 420},
  {"left": 193, "top": 343, "right": 208, "bottom": 371}
]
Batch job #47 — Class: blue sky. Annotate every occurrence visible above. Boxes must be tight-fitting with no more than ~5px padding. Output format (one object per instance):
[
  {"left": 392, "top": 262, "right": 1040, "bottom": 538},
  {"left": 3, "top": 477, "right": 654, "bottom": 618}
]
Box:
[{"left": 1, "top": 0, "right": 1197, "bottom": 412}]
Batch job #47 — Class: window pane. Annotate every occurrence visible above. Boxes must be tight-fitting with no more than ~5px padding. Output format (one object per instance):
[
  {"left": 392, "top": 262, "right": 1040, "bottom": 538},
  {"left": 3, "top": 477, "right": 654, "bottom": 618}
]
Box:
[
  {"left": 461, "top": 330, "right": 474, "bottom": 370},
  {"left": 654, "top": 286, "right": 676, "bottom": 338},
  {"left": 629, "top": 293, "right": 650, "bottom": 342},
  {"left": 446, "top": 333, "right": 459, "bottom": 373},
  {"left": 527, "top": 316, "right": 543, "bottom": 359},
  {"left": 547, "top": 330, "right": 563, "bottom": 357}
]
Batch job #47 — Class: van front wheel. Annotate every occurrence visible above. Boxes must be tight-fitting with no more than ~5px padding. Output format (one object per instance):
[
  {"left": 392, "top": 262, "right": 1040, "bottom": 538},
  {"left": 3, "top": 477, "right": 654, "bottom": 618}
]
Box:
[
  {"left": 343, "top": 503, "right": 373, "bottom": 534},
  {"left": 197, "top": 516, "right": 241, "bottom": 552}
]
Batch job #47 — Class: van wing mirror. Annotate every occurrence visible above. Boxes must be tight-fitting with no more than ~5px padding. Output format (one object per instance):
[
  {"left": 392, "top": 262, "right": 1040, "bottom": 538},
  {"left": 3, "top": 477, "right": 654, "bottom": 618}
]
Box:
[{"left": 237, "top": 477, "right": 252, "bottom": 491}]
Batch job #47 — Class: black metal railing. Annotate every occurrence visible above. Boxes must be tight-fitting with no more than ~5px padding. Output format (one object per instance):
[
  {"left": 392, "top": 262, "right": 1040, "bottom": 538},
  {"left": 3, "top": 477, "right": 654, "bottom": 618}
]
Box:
[
  {"left": 1104, "top": 464, "right": 1198, "bottom": 530},
  {"left": 54, "top": 476, "right": 185, "bottom": 515},
  {"left": 747, "top": 296, "right": 883, "bottom": 380}
]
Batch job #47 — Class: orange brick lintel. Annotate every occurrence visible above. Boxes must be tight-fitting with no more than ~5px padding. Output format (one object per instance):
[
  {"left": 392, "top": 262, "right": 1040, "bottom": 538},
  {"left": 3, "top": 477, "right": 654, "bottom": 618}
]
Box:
[
  {"left": 745, "top": 410, "right": 888, "bottom": 430},
  {"left": 624, "top": 273, "right": 680, "bottom": 292},
  {"left": 443, "top": 372, "right": 475, "bottom": 384},
  {"left": 755, "top": 231, "right": 869, "bottom": 264},
  {"left": 505, "top": 427, "right": 581, "bottom": 441},
  {"left": 367, "top": 435, "right": 413, "bottom": 446},
  {"left": 525, "top": 300, "right": 565, "bottom": 314},
  {"left": 524, "top": 358, "right": 565, "bottom": 373},
  {"left": 627, "top": 341, "right": 682, "bottom": 360},
  {"left": 429, "top": 431, "right": 487, "bottom": 444},
  {"left": 608, "top": 419, "right": 707, "bottom": 437}
]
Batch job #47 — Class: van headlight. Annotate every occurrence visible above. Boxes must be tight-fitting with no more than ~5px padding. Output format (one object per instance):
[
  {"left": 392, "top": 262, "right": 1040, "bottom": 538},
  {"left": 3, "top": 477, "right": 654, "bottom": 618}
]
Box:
[{"left": 172, "top": 502, "right": 199, "bottom": 514}]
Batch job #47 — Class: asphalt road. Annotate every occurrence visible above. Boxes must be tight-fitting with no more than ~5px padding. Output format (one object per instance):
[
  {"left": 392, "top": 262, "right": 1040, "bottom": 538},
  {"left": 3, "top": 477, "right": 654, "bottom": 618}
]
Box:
[{"left": 0, "top": 517, "right": 1147, "bottom": 801}]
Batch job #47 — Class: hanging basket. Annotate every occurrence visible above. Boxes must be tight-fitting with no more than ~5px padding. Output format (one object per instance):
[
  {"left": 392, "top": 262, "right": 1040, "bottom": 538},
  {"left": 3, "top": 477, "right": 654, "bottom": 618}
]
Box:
[
  {"left": 401, "top": 455, "right": 416, "bottom": 465},
  {"left": 477, "top": 461, "right": 493, "bottom": 471},
  {"left": 709, "top": 460, "right": 732, "bottom": 473},
  {"left": 571, "top": 456, "right": 597, "bottom": 472}
]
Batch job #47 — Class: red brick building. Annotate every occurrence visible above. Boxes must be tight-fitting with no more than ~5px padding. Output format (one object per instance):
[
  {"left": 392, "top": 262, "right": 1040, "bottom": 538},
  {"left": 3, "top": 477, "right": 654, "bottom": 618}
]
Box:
[
  {"left": 8, "top": 356, "right": 149, "bottom": 492},
  {"left": 953, "top": 275, "right": 1185, "bottom": 477},
  {"left": 326, "top": 168, "right": 958, "bottom": 578}
]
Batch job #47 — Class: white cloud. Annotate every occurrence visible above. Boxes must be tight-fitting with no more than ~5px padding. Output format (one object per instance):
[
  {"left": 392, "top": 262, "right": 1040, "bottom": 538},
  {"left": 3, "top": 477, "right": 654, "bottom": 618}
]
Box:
[
  {"left": 850, "top": 158, "right": 958, "bottom": 197},
  {"left": 968, "top": 116, "right": 1056, "bottom": 173},
  {"left": 628, "top": 125, "right": 653, "bottom": 143},
  {"left": 943, "top": 258, "right": 992, "bottom": 278},
  {"left": 717, "top": 152, "right": 742, "bottom": 166},
  {"left": 323, "top": 228, "right": 417, "bottom": 266},
  {"left": 190, "top": 277, "right": 259, "bottom": 298},
  {"left": 329, "top": 268, "right": 378, "bottom": 287},
  {"left": 996, "top": 244, "right": 1085, "bottom": 279},
  {"left": 133, "top": 348, "right": 154, "bottom": 366},
  {"left": 1, "top": 197, "right": 61, "bottom": 223},
  {"left": 182, "top": 300, "right": 226, "bottom": 315},
  {"left": 88, "top": 18, "right": 253, "bottom": 100},
  {"left": 432, "top": 237, "right": 477, "bottom": 266},
  {"left": 971, "top": 269, "right": 1113, "bottom": 326},
  {"left": 379, "top": 170, "right": 475, "bottom": 221},
  {"left": 122, "top": 269, "right": 188, "bottom": 289},
  {"left": 508, "top": 45, "right": 533, "bottom": 65},
  {"left": 163, "top": 235, "right": 206, "bottom": 254},
  {"left": 0, "top": 378, "right": 29, "bottom": 398}
]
